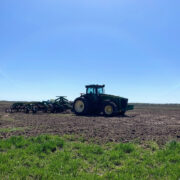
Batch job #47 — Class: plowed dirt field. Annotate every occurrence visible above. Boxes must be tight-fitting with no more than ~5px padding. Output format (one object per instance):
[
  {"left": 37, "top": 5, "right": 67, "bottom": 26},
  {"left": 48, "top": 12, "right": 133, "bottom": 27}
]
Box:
[{"left": 0, "top": 102, "right": 180, "bottom": 144}]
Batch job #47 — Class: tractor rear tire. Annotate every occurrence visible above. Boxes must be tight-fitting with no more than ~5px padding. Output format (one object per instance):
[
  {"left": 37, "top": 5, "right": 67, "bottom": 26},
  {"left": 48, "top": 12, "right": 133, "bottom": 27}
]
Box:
[
  {"left": 73, "top": 98, "right": 89, "bottom": 115},
  {"left": 103, "top": 101, "right": 117, "bottom": 117}
]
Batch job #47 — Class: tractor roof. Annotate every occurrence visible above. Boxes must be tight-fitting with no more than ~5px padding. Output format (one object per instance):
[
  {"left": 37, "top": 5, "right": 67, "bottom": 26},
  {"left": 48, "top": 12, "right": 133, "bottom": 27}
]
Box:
[{"left": 85, "top": 84, "right": 105, "bottom": 88}]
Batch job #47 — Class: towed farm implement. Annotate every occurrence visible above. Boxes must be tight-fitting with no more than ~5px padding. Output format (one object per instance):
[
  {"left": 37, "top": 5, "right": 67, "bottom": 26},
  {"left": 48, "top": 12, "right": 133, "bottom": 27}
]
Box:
[{"left": 5, "top": 96, "right": 72, "bottom": 114}]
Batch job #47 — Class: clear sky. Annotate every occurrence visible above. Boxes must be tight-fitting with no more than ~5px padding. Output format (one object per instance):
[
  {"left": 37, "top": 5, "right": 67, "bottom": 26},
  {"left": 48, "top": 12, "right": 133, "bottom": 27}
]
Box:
[{"left": 0, "top": 0, "right": 180, "bottom": 103}]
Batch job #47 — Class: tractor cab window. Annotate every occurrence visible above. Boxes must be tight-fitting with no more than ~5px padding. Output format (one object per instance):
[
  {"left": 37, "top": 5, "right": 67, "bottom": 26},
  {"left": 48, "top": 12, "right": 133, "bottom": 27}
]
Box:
[
  {"left": 87, "top": 88, "right": 96, "bottom": 94},
  {"left": 97, "top": 88, "right": 104, "bottom": 94}
]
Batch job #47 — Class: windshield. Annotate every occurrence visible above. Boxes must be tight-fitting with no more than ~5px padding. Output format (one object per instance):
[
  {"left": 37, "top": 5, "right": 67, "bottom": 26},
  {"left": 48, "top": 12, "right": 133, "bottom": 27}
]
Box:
[{"left": 87, "top": 87, "right": 96, "bottom": 94}]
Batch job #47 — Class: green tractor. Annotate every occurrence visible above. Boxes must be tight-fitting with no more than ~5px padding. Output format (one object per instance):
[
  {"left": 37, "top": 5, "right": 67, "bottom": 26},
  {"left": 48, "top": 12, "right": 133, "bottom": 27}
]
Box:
[{"left": 73, "top": 85, "right": 134, "bottom": 116}]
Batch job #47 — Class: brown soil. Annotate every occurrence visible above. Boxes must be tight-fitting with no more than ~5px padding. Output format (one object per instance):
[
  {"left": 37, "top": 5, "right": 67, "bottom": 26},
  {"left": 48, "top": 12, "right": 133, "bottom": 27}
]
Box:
[{"left": 1, "top": 102, "right": 180, "bottom": 144}]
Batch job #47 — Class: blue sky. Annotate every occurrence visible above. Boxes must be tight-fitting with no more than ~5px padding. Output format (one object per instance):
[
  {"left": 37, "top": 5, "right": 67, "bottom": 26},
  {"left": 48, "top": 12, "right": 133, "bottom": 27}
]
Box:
[{"left": 0, "top": 0, "right": 180, "bottom": 103}]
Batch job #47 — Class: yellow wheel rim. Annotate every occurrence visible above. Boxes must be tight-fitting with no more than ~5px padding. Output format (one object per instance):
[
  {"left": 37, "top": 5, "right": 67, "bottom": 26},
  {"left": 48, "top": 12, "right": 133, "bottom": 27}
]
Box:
[
  {"left": 104, "top": 105, "right": 113, "bottom": 115},
  {"left": 74, "top": 100, "right": 85, "bottom": 113}
]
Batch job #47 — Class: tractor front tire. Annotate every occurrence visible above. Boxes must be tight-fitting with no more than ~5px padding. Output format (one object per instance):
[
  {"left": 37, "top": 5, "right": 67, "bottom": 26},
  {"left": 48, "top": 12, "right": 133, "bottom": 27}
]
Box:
[
  {"left": 73, "top": 98, "right": 89, "bottom": 115},
  {"left": 103, "top": 101, "right": 116, "bottom": 117}
]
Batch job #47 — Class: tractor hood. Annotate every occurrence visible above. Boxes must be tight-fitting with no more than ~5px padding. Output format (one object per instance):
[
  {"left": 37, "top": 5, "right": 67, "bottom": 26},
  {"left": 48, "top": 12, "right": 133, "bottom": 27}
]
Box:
[{"left": 100, "top": 94, "right": 128, "bottom": 101}]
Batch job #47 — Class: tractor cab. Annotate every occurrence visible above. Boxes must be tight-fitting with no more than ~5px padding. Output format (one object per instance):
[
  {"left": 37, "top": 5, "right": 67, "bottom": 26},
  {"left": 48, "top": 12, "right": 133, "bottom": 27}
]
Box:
[{"left": 86, "top": 85, "right": 105, "bottom": 95}]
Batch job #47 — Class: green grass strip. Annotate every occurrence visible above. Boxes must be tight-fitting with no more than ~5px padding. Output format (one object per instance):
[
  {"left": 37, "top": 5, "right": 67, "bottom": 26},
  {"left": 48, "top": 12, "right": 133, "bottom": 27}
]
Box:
[{"left": 0, "top": 135, "right": 180, "bottom": 179}]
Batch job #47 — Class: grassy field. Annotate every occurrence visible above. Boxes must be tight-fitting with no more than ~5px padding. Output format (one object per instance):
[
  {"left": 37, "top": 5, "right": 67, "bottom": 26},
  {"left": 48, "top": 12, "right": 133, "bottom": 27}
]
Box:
[{"left": 0, "top": 135, "right": 180, "bottom": 180}]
